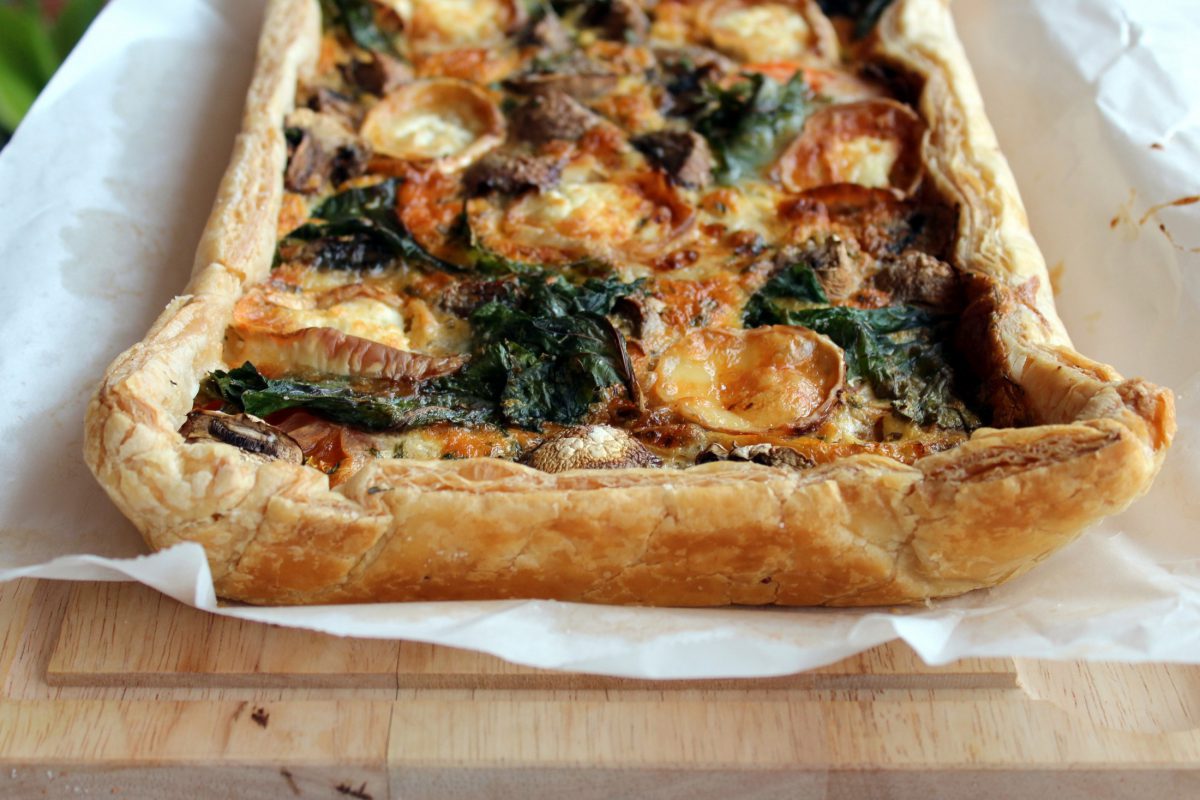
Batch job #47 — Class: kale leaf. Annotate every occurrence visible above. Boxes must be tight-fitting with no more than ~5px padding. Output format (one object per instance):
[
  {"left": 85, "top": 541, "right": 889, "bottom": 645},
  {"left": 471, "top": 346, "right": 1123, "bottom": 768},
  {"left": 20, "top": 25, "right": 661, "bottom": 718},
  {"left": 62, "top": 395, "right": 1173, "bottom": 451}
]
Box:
[
  {"left": 690, "top": 73, "right": 815, "bottom": 184},
  {"left": 281, "top": 179, "right": 459, "bottom": 272},
  {"left": 203, "top": 277, "right": 642, "bottom": 433},
  {"left": 320, "top": 0, "right": 397, "bottom": 53},
  {"left": 205, "top": 363, "right": 491, "bottom": 431},
  {"left": 744, "top": 273, "right": 979, "bottom": 430},
  {"left": 468, "top": 247, "right": 545, "bottom": 277},
  {"left": 742, "top": 262, "right": 829, "bottom": 328},
  {"left": 433, "top": 276, "right": 641, "bottom": 429}
]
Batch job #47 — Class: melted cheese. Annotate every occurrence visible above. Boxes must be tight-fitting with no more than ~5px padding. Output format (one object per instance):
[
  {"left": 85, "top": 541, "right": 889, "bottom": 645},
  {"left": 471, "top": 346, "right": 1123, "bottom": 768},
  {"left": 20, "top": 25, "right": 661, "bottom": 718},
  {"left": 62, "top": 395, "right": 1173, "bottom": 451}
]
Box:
[
  {"left": 361, "top": 80, "right": 504, "bottom": 168},
  {"left": 382, "top": 427, "right": 525, "bottom": 461},
  {"left": 277, "top": 298, "right": 412, "bottom": 351},
  {"left": 399, "top": 0, "right": 506, "bottom": 47},
  {"left": 651, "top": 326, "right": 844, "bottom": 434},
  {"left": 235, "top": 4, "right": 966, "bottom": 475},
  {"left": 709, "top": 4, "right": 811, "bottom": 62},
  {"left": 493, "top": 178, "right": 690, "bottom": 265},
  {"left": 830, "top": 137, "right": 900, "bottom": 190},
  {"left": 707, "top": 180, "right": 786, "bottom": 240},
  {"left": 375, "top": 111, "right": 478, "bottom": 159},
  {"left": 234, "top": 283, "right": 471, "bottom": 358},
  {"left": 520, "top": 183, "right": 639, "bottom": 239}
]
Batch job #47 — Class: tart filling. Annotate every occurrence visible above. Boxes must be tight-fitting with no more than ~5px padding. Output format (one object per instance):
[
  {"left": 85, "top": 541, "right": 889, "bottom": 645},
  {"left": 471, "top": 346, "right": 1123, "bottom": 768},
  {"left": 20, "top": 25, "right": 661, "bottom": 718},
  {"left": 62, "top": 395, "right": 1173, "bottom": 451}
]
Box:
[{"left": 195, "top": 0, "right": 987, "bottom": 483}]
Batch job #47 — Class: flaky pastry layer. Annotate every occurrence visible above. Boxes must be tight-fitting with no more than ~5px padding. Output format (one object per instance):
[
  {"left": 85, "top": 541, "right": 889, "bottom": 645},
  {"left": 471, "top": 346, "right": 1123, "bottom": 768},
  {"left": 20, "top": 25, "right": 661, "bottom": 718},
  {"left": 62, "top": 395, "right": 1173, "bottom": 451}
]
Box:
[{"left": 84, "top": 0, "right": 1174, "bottom": 606}]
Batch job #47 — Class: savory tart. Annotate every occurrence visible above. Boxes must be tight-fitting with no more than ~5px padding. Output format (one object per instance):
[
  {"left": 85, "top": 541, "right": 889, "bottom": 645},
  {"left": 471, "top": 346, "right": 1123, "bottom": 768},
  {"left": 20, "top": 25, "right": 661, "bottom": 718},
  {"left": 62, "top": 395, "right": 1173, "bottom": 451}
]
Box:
[{"left": 84, "top": 0, "right": 1175, "bottom": 606}]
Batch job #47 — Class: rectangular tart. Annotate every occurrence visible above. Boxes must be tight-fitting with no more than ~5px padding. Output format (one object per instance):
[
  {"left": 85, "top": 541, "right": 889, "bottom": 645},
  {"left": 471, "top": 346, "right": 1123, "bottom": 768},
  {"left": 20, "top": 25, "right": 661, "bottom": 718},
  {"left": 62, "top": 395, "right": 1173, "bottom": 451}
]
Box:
[{"left": 84, "top": 0, "right": 1174, "bottom": 606}]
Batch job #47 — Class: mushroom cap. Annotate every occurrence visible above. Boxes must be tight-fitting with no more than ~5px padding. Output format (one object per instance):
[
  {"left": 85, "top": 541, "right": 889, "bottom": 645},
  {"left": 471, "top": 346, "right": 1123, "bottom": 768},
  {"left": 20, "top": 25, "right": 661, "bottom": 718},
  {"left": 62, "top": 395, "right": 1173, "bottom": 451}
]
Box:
[
  {"left": 696, "top": 442, "right": 814, "bottom": 470},
  {"left": 523, "top": 425, "right": 662, "bottom": 473},
  {"left": 180, "top": 410, "right": 304, "bottom": 464}
]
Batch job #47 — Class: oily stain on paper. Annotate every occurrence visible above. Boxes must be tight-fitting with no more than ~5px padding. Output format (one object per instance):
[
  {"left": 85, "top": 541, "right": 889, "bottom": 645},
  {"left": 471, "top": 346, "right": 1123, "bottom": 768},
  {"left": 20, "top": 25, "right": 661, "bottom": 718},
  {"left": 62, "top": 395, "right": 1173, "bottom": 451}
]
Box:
[
  {"left": 1111, "top": 190, "right": 1200, "bottom": 253},
  {"left": 1139, "top": 195, "right": 1200, "bottom": 254}
]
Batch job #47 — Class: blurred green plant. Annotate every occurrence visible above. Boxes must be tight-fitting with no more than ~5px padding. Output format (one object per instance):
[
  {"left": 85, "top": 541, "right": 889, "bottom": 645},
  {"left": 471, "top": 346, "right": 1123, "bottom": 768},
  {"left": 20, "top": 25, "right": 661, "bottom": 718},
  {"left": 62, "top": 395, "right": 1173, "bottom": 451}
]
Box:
[{"left": 0, "top": 0, "right": 106, "bottom": 145}]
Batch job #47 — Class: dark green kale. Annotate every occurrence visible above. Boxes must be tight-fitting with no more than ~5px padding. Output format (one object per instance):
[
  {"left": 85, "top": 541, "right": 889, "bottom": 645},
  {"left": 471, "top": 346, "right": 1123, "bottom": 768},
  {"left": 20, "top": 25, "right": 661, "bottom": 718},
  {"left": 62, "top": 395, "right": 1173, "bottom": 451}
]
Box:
[
  {"left": 744, "top": 271, "right": 979, "bottom": 430},
  {"left": 689, "top": 73, "right": 815, "bottom": 184},
  {"left": 281, "top": 179, "right": 459, "bottom": 272},
  {"left": 432, "top": 276, "right": 641, "bottom": 429},
  {"left": 320, "top": 0, "right": 397, "bottom": 53},
  {"left": 204, "top": 363, "right": 491, "bottom": 431},
  {"left": 816, "top": 0, "right": 896, "bottom": 39},
  {"left": 466, "top": 245, "right": 543, "bottom": 277},
  {"left": 203, "top": 277, "right": 642, "bottom": 432},
  {"left": 742, "top": 263, "right": 829, "bottom": 328}
]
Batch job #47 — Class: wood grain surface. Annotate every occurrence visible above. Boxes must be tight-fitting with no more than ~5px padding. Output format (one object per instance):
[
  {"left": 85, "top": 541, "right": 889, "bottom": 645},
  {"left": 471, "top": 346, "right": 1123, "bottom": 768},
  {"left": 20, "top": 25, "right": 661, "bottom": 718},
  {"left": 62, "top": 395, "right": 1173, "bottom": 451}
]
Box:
[{"left": 1, "top": 579, "right": 1198, "bottom": 799}]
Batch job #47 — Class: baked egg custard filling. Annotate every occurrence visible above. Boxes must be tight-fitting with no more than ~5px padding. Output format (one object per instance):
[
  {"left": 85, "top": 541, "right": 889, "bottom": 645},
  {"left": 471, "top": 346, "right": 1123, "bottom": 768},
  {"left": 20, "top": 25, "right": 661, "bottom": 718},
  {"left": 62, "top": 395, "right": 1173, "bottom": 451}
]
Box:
[{"left": 192, "top": 0, "right": 986, "bottom": 483}]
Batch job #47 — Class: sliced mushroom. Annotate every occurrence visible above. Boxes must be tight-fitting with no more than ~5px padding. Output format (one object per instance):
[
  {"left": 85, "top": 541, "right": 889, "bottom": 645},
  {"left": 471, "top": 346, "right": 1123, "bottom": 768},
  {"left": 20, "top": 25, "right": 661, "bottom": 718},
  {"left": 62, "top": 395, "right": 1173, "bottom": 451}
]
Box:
[
  {"left": 774, "top": 99, "right": 926, "bottom": 196},
  {"left": 580, "top": 0, "right": 650, "bottom": 41},
  {"left": 519, "top": 9, "right": 572, "bottom": 51},
  {"left": 776, "top": 237, "right": 867, "bottom": 302},
  {"left": 361, "top": 79, "right": 505, "bottom": 172},
  {"left": 341, "top": 52, "right": 412, "bottom": 96},
  {"left": 463, "top": 151, "right": 564, "bottom": 196},
  {"left": 284, "top": 109, "right": 369, "bottom": 194},
  {"left": 654, "top": 45, "right": 735, "bottom": 117},
  {"left": 651, "top": 325, "right": 844, "bottom": 434},
  {"left": 508, "top": 89, "right": 603, "bottom": 145},
  {"left": 613, "top": 293, "right": 668, "bottom": 345},
  {"left": 601, "top": 316, "right": 642, "bottom": 409},
  {"left": 303, "top": 86, "right": 361, "bottom": 125},
  {"left": 523, "top": 425, "right": 662, "bottom": 472},
  {"left": 777, "top": 183, "right": 951, "bottom": 258},
  {"left": 437, "top": 275, "right": 521, "bottom": 316},
  {"left": 696, "top": 442, "right": 814, "bottom": 470},
  {"left": 870, "top": 250, "right": 963, "bottom": 310},
  {"left": 631, "top": 130, "right": 713, "bottom": 189},
  {"left": 180, "top": 410, "right": 304, "bottom": 464},
  {"left": 503, "top": 53, "right": 618, "bottom": 100},
  {"left": 285, "top": 135, "right": 324, "bottom": 195}
]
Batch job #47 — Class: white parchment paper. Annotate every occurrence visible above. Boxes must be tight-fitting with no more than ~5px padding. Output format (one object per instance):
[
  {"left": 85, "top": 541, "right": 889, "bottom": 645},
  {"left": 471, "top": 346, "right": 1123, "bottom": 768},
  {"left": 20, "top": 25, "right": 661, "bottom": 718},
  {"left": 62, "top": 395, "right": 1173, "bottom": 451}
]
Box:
[{"left": 0, "top": 0, "right": 1196, "bottom": 678}]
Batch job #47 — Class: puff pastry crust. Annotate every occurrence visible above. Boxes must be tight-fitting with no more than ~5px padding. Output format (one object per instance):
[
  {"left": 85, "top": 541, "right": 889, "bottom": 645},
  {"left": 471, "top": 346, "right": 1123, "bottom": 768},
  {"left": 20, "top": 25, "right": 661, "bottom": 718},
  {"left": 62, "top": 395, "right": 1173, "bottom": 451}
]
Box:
[{"left": 84, "top": 0, "right": 1174, "bottom": 606}]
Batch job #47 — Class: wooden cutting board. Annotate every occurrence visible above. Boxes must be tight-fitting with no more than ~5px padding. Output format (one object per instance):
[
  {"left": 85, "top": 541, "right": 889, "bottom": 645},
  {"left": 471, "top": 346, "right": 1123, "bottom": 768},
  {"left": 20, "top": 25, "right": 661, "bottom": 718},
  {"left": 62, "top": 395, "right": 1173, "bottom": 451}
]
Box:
[{"left": 0, "top": 579, "right": 1197, "bottom": 799}]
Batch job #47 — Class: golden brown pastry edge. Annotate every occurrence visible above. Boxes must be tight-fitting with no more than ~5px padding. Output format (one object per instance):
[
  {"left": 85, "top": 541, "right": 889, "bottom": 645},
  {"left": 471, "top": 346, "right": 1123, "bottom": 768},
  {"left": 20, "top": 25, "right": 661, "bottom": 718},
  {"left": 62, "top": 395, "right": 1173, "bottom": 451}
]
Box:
[{"left": 82, "top": 0, "right": 1175, "bottom": 607}]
